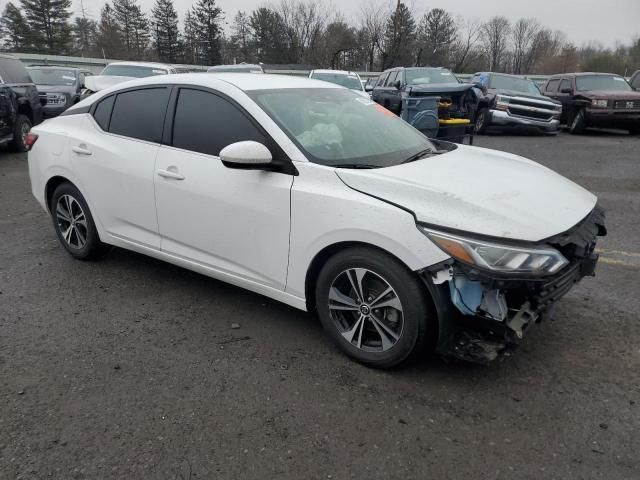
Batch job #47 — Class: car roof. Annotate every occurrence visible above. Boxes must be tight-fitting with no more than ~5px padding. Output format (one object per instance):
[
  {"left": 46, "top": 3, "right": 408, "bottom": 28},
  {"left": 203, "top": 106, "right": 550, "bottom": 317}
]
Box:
[
  {"left": 27, "top": 65, "right": 81, "bottom": 71},
  {"left": 106, "top": 61, "right": 172, "bottom": 69},
  {"left": 89, "top": 73, "right": 342, "bottom": 94},
  {"left": 310, "top": 69, "right": 359, "bottom": 76},
  {"left": 209, "top": 63, "right": 263, "bottom": 69}
]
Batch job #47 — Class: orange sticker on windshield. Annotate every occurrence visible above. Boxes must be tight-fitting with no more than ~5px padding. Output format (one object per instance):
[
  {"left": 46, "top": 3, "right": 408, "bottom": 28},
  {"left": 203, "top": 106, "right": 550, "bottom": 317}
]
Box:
[{"left": 374, "top": 103, "right": 397, "bottom": 118}]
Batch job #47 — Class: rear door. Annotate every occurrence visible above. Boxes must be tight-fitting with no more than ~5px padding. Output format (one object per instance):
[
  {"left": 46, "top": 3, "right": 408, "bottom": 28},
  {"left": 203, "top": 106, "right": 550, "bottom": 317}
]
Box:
[
  {"left": 72, "top": 86, "right": 170, "bottom": 249},
  {"left": 154, "top": 87, "right": 293, "bottom": 289},
  {"left": 371, "top": 72, "right": 389, "bottom": 105}
]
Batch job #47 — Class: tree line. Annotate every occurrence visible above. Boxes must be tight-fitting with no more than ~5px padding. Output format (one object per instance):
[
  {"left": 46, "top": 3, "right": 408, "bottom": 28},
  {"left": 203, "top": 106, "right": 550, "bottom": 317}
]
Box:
[{"left": 0, "top": 0, "right": 638, "bottom": 75}]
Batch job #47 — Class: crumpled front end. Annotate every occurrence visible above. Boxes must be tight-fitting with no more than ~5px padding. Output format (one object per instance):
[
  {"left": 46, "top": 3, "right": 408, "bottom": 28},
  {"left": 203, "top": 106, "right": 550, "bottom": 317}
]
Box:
[{"left": 422, "top": 206, "right": 606, "bottom": 364}]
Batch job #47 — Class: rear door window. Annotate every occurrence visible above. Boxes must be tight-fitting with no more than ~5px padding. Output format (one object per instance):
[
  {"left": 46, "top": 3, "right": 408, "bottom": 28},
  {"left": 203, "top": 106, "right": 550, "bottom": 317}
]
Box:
[
  {"left": 108, "top": 87, "right": 170, "bottom": 143},
  {"left": 385, "top": 71, "right": 398, "bottom": 86},
  {"left": 376, "top": 72, "right": 389, "bottom": 87},
  {"left": 545, "top": 79, "right": 560, "bottom": 93},
  {"left": 559, "top": 79, "right": 572, "bottom": 93},
  {"left": 171, "top": 88, "right": 265, "bottom": 156}
]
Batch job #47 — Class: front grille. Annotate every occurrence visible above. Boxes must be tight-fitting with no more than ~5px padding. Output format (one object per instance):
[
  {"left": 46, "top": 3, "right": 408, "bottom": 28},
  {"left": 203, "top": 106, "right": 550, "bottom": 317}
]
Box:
[
  {"left": 507, "top": 107, "right": 553, "bottom": 121},
  {"left": 614, "top": 100, "right": 640, "bottom": 109}
]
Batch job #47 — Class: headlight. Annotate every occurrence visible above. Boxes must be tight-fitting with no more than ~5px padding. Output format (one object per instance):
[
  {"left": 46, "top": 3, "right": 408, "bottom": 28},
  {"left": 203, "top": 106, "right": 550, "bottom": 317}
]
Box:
[
  {"left": 591, "top": 99, "right": 608, "bottom": 108},
  {"left": 419, "top": 227, "right": 569, "bottom": 275},
  {"left": 46, "top": 93, "right": 67, "bottom": 106},
  {"left": 495, "top": 95, "right": 510, "bottom": 111}
]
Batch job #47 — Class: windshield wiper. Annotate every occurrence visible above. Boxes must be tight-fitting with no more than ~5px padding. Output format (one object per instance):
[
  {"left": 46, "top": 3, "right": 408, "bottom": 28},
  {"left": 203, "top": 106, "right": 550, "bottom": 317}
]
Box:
[
  {"left": 332, "top": 164, "right": 378, "bottom": 169},
  {"left": 401, "top": 148, "right": 434, "bottom": 164}
]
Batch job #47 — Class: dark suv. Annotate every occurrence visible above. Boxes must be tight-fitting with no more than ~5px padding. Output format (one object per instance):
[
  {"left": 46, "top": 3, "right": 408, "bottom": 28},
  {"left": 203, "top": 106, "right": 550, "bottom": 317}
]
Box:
[
  {"left": 0, "top": 54, "right": 43, "bottom": 151},
  {"left": 541, "top": 72, "right": 640, "bottom": 135},
  {"left": 27, "top": 66, "right": 93, "bottom": 118}
]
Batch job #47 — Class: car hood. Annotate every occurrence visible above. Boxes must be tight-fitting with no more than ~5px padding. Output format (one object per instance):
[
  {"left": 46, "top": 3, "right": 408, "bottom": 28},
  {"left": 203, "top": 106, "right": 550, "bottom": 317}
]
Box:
[
  {"left": 490, "top": 88, "right": 559, "bottom": 104},
  {"left": 85, "top": 75, "right": 135, "bottom": 92},
  {"left": 36, "top": 84, "right": 76, "bottom": 94},
  {"left": 335, "top": 145, "right": 597, "bottom": 242},
  {"left": 405, "top": 83, "right": 474, "bottom": 95},
  {"left": 577, "top": 90, "right": 640, "bottom": 100}
]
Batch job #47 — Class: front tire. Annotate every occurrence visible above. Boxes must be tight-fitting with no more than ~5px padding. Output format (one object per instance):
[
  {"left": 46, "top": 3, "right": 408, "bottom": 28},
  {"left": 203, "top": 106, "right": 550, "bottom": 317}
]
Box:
[
  {"left": 474, "top": 108, "right": 489, "bottom": 134},
  {"left": 569, "top": 108, "right": 586, "bottom": 134},
  {"left": 315, "top": 247, "right": 434, "bottom": 368},
  {"left": 10, "top": 114, "right": 32, "bottom": 152},
  {"left": 50, "top": 182, "right": 109, "bottom": 260}
]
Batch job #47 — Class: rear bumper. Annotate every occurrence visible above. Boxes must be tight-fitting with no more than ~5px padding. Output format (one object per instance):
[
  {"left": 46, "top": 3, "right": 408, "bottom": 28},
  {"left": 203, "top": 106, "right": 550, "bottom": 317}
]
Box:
[{"left": 489, "top": 109, "right": 560, "bottom": 132}]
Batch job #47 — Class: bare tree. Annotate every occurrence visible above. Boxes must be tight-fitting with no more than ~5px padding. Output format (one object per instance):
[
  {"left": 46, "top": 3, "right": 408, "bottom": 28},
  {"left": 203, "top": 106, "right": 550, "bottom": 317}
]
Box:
[
  {"left": 511, "top": 17, "right": 539, "bottom": 74},
  {"left": 278, "top": 0, "right": 326, "bottom": 64},
  {"left": 481, "top": 16, "right": 510, "bottom": 71},
  {"left": 358, "top": 0, "right": 388, "bottom": 71},
  {"left": 450, "top": 16, "right": 482, "bottom": 72}
]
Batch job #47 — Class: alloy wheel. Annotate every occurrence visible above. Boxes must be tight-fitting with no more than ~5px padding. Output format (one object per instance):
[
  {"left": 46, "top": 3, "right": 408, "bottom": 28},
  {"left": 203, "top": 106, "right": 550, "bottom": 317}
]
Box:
[
  {"left": 56, "top": 194, "right": 88, "bottom": 249},
  {"left": 328, "top": 268, "right": 404, "bottom": 352}
]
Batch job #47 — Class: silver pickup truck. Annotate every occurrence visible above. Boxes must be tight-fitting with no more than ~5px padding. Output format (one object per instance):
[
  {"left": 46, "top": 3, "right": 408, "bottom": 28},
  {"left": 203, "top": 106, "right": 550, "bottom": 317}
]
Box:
[{"left": 472, "top": 72, "right": 562, "bottom": 134}]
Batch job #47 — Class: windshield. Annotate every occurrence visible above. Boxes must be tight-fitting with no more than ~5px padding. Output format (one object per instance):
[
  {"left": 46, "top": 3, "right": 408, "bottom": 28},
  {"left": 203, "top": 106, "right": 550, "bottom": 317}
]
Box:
[
  {"left": 489, "top": 75, "right": 540, "bottom": 95},
  {"left": 27, "top": 68, "right": 76, "bottom": 86},
  {"left": 310, "top": 73, "right": 363, "bottom": 91},
  {"left": 249, "top": 88, "right": 435, "bottom": 168},
  {"left": 576, "top": 75, "right": 631, "bottom": 92},
  {"left": 406, "top": 68, "right": 458, "bottom": 86},
  {"left": 101, "top": 65, "right": 168, "bottom": 78}
]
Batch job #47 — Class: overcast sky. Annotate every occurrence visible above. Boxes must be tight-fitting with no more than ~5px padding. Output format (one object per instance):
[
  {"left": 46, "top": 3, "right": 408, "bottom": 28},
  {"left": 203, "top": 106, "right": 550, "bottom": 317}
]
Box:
[{"left": 78, "top": 0, "right": 639, "bottom": 48}]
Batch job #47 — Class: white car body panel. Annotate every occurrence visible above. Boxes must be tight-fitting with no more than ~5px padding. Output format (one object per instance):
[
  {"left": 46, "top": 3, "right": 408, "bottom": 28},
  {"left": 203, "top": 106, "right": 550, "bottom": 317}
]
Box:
[
  {"left": 336, "top": 145, "right": 596, "bottom": 242},
  {"left": 28, "top": 73, "right": 598, "bottom": 313},
  {"left": 155, "top": 144, "right": 293, "bottom": 289}
]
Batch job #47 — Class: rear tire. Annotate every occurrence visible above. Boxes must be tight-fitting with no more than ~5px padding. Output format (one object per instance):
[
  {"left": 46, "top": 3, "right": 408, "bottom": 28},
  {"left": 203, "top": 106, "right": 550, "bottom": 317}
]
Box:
[
  {"left": 315, "top": 247, "right": 434, "bottom": 368},
  {"left": 569, "top": 108, "right": 586, "bottom": 134},
  {"left": 50, "top": 182, "right": 109, "bottom": 260},
  {"left": 10, "top": 114, "right": 32, "bottom": 152}
]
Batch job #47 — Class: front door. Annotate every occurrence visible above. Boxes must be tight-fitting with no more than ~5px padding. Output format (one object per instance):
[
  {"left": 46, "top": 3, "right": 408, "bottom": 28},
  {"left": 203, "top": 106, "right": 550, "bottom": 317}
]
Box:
[{"left": 154, "top": 87, "right": 293, "bottom": 290}]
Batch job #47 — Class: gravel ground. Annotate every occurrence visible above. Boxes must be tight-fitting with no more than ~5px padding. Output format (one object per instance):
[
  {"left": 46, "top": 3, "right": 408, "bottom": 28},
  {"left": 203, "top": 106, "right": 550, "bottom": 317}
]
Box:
[{"left": 1, "top": 131, "right": 639, "bottom": 480}]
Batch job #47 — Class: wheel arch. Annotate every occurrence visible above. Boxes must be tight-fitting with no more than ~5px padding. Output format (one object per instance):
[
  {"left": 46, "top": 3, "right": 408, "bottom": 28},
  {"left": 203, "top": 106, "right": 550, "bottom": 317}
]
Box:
[
  {"left": 304, "top": 240, "right": 432, "bottom": 312},
  {"left": 45, "top": 175, "right": 75, "bottom": 212}
]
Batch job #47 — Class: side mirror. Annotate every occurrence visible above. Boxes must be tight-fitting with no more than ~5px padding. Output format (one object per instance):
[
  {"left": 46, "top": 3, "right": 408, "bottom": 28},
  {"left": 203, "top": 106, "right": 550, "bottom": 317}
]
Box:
[
  {"left": 365, "top": 84, "right": 374, "bottom": 92},
  {"left": 220, "top": 141, "right": 273, "bottom": 170},
  {"left": 394, "top": 80, "right": 402, "bottom": 90},
  {"left": 560, "top": 87, "right": 572, "bottom": 94}
]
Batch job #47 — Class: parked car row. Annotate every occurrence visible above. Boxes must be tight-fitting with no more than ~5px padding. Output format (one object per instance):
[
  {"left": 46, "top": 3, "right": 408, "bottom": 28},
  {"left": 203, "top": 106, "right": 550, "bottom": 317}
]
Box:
[{"left": 364, "top": 67, "right": 640, "bottom": 137}]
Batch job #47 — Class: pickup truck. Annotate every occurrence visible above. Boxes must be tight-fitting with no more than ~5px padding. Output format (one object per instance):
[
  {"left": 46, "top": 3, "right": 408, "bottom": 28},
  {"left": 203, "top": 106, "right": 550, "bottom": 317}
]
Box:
[{"left": 471, "top": 72, "right": 561, "bottom": 134}]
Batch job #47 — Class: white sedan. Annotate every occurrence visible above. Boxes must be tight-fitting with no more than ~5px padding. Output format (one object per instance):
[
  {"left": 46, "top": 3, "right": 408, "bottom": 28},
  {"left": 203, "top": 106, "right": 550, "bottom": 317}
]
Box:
[{"left": 27, "top": 74, "right": 605, "bottom": 367}]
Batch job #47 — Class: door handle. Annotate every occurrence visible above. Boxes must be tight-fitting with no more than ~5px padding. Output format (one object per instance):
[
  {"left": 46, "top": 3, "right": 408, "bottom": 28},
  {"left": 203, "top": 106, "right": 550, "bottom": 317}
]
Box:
[
  {"left": 72, "top": 145, "right": 92, "bottom": 155},
  {"left": 157, "top": 168, "right": 185, "bottom": 180}
]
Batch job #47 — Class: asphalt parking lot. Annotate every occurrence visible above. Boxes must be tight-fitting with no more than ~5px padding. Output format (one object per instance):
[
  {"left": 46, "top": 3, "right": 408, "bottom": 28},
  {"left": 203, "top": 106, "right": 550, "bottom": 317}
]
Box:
[{"left": 1, "top": 131, "right": 639, "bottom": 479}]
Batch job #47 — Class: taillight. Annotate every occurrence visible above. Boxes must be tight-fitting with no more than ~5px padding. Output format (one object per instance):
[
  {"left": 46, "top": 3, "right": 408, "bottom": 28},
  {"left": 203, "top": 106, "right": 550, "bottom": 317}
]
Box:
[{"left": 25, "top": 133, "right": 38, "bottom": 151}]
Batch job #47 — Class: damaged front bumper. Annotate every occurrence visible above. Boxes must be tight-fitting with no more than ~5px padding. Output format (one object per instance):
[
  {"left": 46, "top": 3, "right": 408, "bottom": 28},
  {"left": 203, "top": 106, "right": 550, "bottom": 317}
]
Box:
[{"left": 420, "top": 206, "right": 606, "bottom": 364}]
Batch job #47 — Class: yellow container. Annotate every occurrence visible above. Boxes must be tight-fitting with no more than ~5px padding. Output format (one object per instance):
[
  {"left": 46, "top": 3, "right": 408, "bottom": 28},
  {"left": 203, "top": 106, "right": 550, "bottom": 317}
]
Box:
[{"left": 439, "top": 118, "right": 471, "bottom": 125}]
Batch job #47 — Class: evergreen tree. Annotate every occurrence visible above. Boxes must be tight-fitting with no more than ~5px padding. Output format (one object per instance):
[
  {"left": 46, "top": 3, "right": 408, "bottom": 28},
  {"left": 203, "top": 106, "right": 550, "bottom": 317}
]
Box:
[
  {"left": 0, "top": 2, "right": 30, "bottom": 51},
  {"left": 381, "top": 2, "right": 416, "bottom": 69},
  {"left": 415, "top": 9, "right": 456, "bottom": 67},
  {"left": 96, "top": 3, "right": 122, "bottom": 58},
  {"left": 20, "top": 0, "right": 72, "bottom": 53},
  {"left": 190, "top": 0, "right": 224, "bottom": 65},
  {"left": 181, "top": 10, "right": 198, "bottom": 64},
  {"left": 113, "top": 0, "right": 149, "bottom": 59},
  {"left": 249, "top": 7, "right": 287, "bottom": 64},
  {"left": 229, "top": 11, "right": 252, "bottom": 63},
  {"left": 72, "top": 16, "right": 97, "bottom": 56},
  {"left": 151, "top": 0, "right": 180, "bottom": 63}
]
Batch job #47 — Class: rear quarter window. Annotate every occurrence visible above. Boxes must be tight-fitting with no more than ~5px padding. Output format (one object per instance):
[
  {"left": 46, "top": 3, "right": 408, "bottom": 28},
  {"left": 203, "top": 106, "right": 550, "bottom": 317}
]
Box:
[
  {"left": 108, "top": 87, "right": 170, "bottom": 143},
  {"left": 93, "top": 95, "right": 115, "bottom": 130}
]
